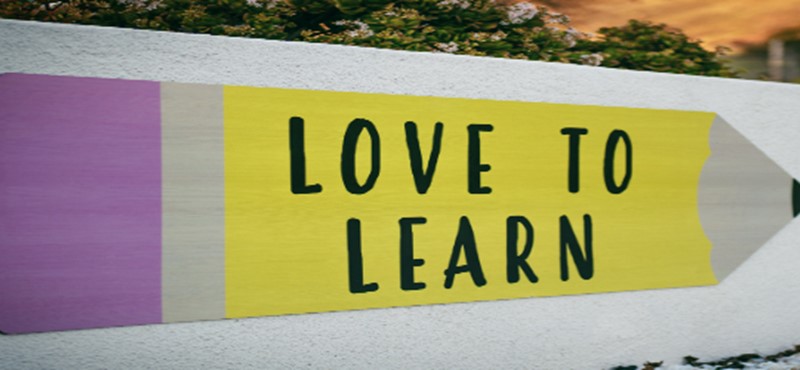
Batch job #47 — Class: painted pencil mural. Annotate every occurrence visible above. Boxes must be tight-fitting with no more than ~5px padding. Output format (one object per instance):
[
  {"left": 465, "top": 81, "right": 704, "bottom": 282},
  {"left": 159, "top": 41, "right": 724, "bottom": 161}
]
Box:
[{"left": 0, "top": 73, "right": 795, "bottom": 334}]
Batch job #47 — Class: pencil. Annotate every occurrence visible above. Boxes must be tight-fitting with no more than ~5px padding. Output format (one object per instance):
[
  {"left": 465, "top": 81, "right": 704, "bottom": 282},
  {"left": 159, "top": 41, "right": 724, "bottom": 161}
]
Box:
[{"left": 0, "top": 73, "right": 795, "bottom": 334}]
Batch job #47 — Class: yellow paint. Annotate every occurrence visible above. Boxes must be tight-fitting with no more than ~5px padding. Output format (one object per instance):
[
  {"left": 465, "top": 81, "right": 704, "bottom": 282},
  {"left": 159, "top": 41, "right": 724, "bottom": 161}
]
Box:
[{"left": 224, "top": 86, "right": 717, "bottom": 318}]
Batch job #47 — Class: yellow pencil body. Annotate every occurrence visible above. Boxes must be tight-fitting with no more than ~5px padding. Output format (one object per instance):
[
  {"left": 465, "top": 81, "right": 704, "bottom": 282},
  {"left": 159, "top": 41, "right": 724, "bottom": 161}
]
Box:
[{"left": 223, "top": 86, "right": 787, "bottom": 319}]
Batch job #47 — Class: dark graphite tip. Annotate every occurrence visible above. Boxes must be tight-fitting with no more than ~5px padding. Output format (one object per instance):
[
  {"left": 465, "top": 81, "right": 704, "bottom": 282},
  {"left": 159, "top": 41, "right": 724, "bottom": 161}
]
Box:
[{"left": 794, "top": 180, "right": 800, "bottom": 217}]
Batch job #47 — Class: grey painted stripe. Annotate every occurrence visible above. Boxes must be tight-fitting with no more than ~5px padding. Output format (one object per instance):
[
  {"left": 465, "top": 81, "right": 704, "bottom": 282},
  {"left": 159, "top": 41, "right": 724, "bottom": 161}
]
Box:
[
  {"left": 699, "top": 115, "right": 794, "bottom": 281},
  {"left": 161, "top": 82, "right": 225, "bottom": 323}
]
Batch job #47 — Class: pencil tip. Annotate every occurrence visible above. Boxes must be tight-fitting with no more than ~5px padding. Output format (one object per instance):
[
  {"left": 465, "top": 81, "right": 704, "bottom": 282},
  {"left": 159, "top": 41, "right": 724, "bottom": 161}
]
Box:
[{"left": 793, "top": 180, "right": 799, "bottom": 217}]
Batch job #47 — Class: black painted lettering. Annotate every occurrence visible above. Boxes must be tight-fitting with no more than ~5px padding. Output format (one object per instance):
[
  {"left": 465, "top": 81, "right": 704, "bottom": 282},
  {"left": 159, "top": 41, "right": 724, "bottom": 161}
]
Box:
[
  {"left": 289, "top": 117, "right": 322, "bottom": 194},
  {"left": 559, "top": 214, "right": 594, "bottom": 281},
  {"left": 443, "top": 216, "right": 487, "bottom": 288},
  {"left": 400, "top": 217, "right": 427, "bottom": 291},
  {"left": 506, "top": 216, "right": 538, "bottom": 284},
  {"left": 405, "top": 122, "right": 444, "bottom": 194},
  {"left": 604, "top": 130, "right": 633, "bottom": 194},
  {"left": 341, "top": 119, "right": 381, "bottom": 194},
  {"left": 561, "top": 128, "right": 588, "bottom": 193},
  {"left": 468, "top": 124, "right": 493, "bottom": 194},
  {"left": 346, "top": 218, "right": 379, "bottom": 293}
]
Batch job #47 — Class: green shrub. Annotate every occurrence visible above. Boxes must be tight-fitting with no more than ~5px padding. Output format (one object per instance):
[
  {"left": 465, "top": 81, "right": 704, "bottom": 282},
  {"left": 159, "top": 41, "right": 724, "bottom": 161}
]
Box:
[{"left": 0, "top": 0, "right": 738, "bottom": 77}]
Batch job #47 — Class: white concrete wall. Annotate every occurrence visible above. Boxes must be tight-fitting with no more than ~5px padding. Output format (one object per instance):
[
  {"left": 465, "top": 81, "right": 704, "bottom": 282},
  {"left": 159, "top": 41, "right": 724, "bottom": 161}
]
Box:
[{"left": 1, "top": 19, "right": 799, "bottom": 370}]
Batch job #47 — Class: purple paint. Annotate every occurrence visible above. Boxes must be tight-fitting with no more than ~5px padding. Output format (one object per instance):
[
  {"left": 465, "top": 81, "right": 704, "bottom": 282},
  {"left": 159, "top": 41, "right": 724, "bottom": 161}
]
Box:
[{"left": 0, "top": 74, "right": 162, "bottom": 333}]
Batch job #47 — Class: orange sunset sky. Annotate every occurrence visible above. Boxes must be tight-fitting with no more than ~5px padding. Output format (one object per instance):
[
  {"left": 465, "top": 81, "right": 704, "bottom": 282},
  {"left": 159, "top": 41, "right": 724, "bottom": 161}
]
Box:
[{"left": 543, "top": 0, "right": 800, "bottom": 52}]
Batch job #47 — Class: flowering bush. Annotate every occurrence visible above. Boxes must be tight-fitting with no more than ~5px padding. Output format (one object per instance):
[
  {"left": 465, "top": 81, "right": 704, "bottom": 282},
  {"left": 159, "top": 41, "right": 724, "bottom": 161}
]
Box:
[
  {"left": 577, "top": 20, "right": 738, "bottom": 77},
  {"left": 0, "top": 0, "right": 737, "bottom": 76}
]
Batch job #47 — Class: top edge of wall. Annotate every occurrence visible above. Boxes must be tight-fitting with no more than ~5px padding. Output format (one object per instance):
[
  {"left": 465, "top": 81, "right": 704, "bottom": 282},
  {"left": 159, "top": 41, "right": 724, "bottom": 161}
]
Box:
[{"left": 2, "top": 17, "right": 798, "bottom": 91}]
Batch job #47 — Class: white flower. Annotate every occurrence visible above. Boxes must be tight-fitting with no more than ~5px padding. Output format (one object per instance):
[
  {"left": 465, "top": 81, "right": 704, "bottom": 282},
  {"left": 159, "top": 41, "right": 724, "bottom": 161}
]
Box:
[
  {"left": 502, "top": 2, "right": 538, "bottom": 25},
  {"left": 435, "top": 41, "right": 459, "bottom": 53},
  {"left": 248, "top": 0, "right": 280, "bottom": 8},
  {"left": 580, "top": 53, "right": 604, "bottom": 67},
  {"left": 334, "top": 20, "right": 375, "bottom": 38},
  {"left": 562, "top": 28, "right": 582, "bottom": 48},
  {"left": 118, "top": 0, "right": 161, "bottom": 10},
  {"left": 437, "top": 0, "right": 471, "bottom": 10},
  {"left": 546, "top": 12, "right": 570, "bottom": 25},
  {"left": 489, "top": 31, "right": 507, "bottom": 41},
  {"left": 563, "top": 35, "right": 576, "bottom": 48}
]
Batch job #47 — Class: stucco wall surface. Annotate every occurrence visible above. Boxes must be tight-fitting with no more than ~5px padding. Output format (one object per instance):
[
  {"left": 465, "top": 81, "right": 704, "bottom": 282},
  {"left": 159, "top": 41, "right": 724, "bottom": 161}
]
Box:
[{"left": 1, "top": 19, "right": 800, "bottom": 370}]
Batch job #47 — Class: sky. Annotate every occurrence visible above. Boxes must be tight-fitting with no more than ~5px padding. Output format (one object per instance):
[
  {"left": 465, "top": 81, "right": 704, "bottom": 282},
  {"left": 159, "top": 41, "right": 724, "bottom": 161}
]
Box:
[{"left": 543, "top": 0, "right": 800, "bottom": 53}]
